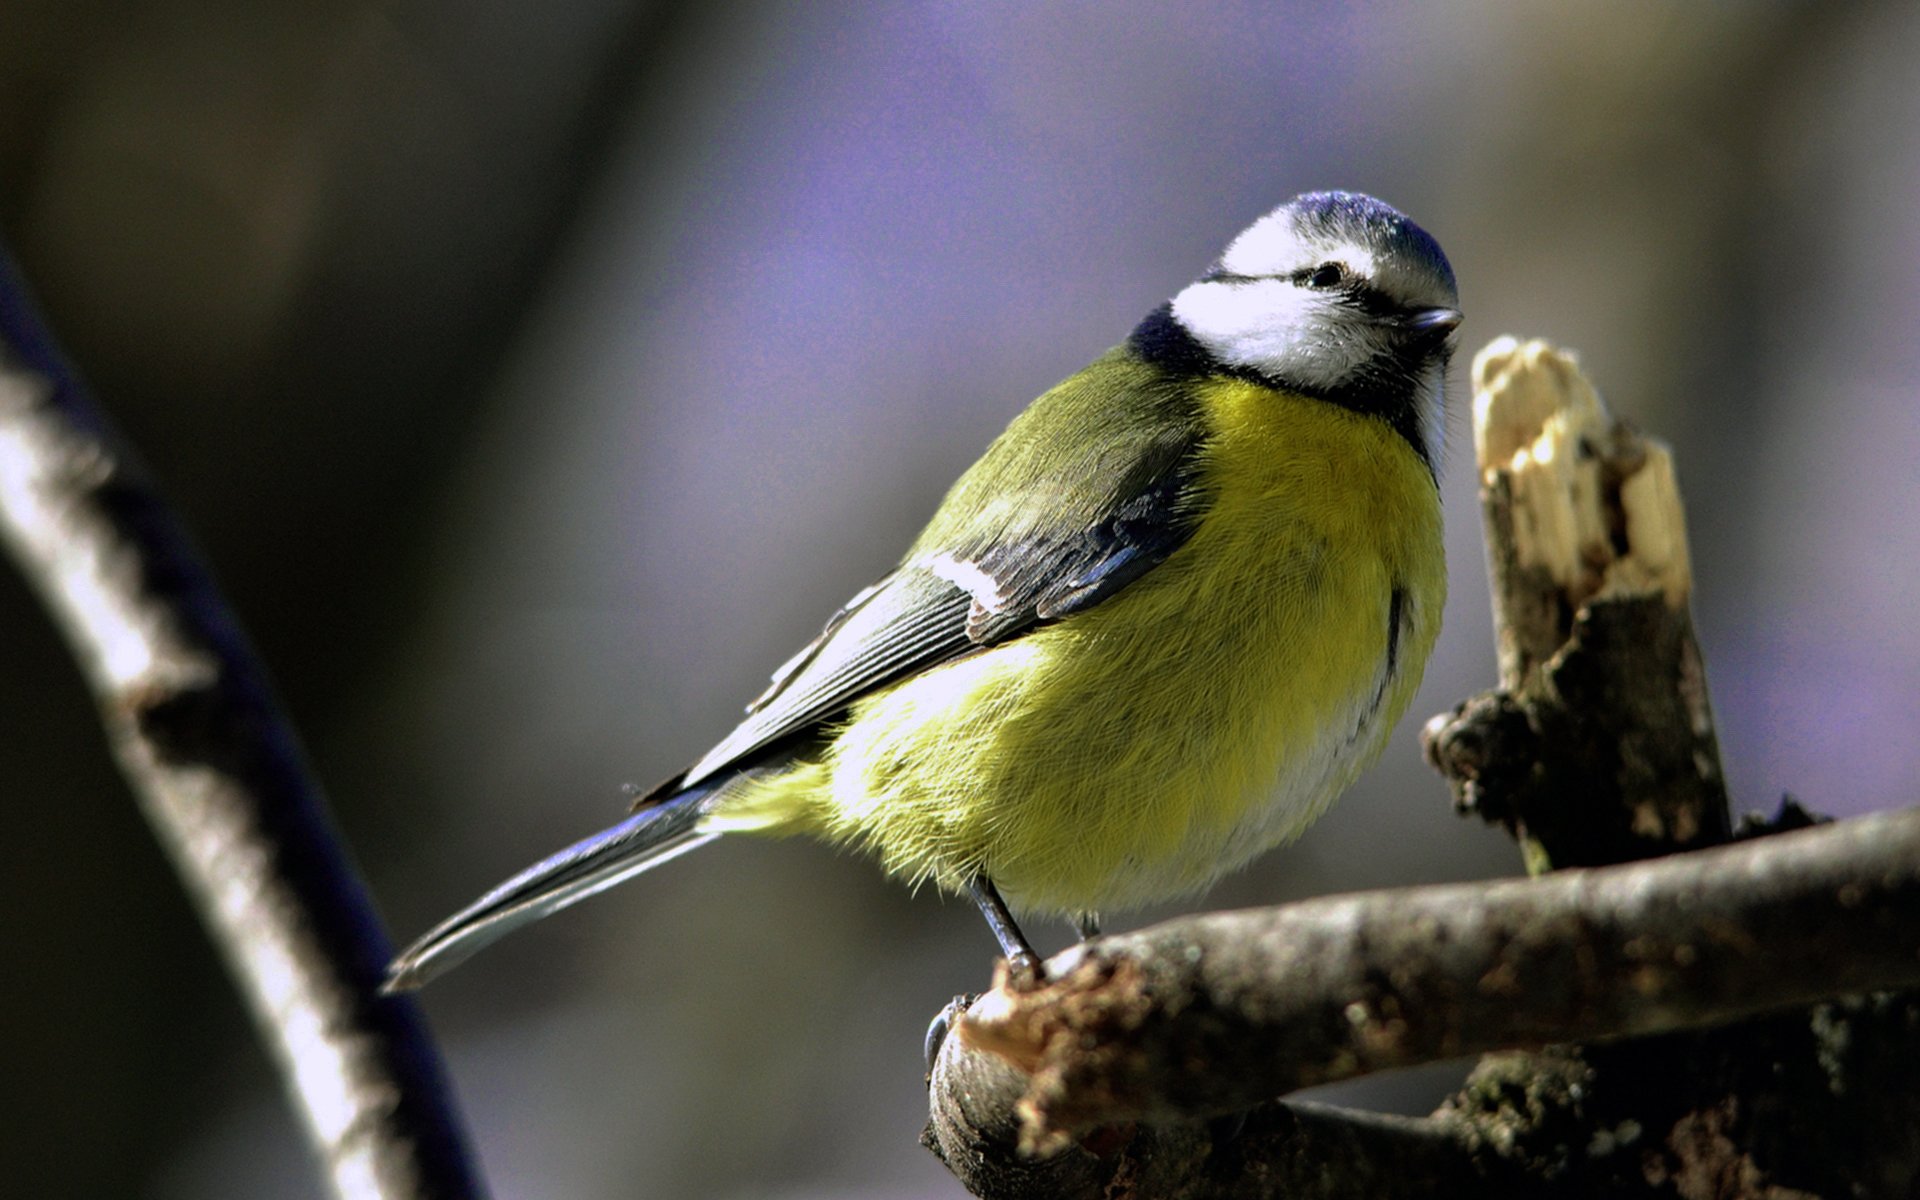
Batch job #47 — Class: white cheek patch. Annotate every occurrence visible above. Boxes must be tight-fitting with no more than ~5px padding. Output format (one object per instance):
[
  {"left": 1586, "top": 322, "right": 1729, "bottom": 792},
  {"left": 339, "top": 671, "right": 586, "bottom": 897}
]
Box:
[{"left": 1171, "top": 279, "right": 1388, "bottom": 391}]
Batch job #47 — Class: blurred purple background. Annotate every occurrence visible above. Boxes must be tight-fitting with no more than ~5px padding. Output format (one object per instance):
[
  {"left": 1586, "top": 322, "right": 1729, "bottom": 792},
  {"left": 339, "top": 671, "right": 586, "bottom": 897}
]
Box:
[{"left": 4, "top": 3, "right": 1917, "bottom": 1197}]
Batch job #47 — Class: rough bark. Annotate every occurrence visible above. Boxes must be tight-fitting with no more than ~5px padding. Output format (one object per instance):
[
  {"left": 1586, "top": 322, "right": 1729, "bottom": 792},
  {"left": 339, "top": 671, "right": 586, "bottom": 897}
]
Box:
[
  {"left": 925, "top": 809, "right": 1920, "bottom": 1196},
  {"left": 1425, "top": 337, "right": 1730, "bottom": 870}
]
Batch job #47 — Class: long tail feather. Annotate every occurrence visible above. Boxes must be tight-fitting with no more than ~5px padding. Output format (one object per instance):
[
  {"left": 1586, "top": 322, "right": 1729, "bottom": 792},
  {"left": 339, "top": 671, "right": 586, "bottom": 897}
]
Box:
[{"left": 383, "top": 788, "right": 718, "bottom": 992}]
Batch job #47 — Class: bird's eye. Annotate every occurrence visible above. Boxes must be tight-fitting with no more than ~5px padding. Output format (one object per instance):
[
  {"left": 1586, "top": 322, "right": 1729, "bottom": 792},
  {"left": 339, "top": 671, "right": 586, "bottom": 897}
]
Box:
[{"left": 1304, "top": 262, "right": 1349, "bottom": 289}]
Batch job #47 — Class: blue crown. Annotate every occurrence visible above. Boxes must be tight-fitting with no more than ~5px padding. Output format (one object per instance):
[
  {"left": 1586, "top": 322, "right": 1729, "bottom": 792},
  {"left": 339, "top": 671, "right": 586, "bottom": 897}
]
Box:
[{"left": 1286, "top": 191, "right": 1456, "bottom": 296}]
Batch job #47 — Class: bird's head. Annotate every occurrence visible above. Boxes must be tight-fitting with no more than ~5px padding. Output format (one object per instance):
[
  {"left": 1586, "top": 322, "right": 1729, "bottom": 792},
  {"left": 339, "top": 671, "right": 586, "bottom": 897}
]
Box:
[{"left": 1169, "top": 191, "right": 1461, "bottom": 463}]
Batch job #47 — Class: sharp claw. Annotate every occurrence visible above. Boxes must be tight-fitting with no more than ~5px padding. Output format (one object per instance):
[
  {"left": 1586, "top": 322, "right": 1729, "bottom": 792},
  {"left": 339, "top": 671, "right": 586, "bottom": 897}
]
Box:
[{"left": 924, "top": 994, "right": 973, "bottom": 1072}]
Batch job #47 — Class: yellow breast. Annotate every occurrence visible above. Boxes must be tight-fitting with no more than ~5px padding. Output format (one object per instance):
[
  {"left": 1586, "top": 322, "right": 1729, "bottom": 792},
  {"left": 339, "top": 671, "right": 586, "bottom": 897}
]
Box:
[{"left": 714, "top": 379, "right": 1444, "bottom": 915}]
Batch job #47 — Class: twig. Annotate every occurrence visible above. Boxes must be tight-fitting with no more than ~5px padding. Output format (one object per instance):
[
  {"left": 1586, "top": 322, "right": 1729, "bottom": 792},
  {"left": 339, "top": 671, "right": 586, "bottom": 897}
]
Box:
[
  {"left": 1424, "top": 337, "right": 1730, "bottom": 869},
  {"left": 930, "top": 807, "right": 1920, "bottom": 1171},
  {"left": 0, "top": 249, "right": 486, "bottom": 1199}
]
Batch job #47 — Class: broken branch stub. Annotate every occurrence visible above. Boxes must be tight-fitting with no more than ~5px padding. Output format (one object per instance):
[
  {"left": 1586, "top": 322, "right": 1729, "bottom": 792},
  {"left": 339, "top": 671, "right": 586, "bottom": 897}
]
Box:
[{"left": 1424, "top": 337, "right": 1730, "bottom": 870}]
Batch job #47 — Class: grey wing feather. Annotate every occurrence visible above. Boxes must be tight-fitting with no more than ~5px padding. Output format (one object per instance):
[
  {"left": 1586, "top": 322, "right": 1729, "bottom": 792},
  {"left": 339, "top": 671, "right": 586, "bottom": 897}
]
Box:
[
  {"left": 681, "top": 570, "right": 973, "bottom": 785},
  {"left": 679, "top": 436, "right": 1204, "bottom": 789},
  {"left": 955, "top": 455, "right": 1197, "bottom": 641}
]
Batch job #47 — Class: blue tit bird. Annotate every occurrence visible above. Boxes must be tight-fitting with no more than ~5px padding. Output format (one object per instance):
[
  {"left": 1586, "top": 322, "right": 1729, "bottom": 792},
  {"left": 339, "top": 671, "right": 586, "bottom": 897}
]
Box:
[{"left": 384, "top": 191, "right": 1460, "bottom": 991}]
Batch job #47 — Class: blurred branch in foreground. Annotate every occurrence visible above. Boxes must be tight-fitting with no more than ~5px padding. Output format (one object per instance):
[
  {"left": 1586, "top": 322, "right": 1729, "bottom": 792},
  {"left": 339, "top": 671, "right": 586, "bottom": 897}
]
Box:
[
  {"left": 925, "top": 339, "right": 1920, "bottom": 1198},
  {"left": 0, "top": 249, "right": 486, "bottom": 1200}
]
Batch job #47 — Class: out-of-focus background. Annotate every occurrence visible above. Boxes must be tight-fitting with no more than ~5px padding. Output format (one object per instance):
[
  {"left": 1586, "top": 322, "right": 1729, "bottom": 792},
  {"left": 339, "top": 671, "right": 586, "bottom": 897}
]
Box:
[{"left": 4, "top": 3, "right": 1916, "bottom": 1196}]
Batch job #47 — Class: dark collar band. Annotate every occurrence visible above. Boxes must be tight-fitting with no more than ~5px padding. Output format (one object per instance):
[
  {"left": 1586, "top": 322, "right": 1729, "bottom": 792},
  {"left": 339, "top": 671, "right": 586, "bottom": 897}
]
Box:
[{"left": 1125, "top": 302, "right": 1436, "bottom": 478}]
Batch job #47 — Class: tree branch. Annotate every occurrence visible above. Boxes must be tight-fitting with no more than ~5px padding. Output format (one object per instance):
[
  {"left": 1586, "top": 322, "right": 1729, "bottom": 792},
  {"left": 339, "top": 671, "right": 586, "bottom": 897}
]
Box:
[
  {"left": 0, "top": 249, "right": 487, "bottom": 1199},
  {"left": 930, "top": 806, "right": 1919, "bottom": 1170},
  {"left": 1424, "top": 336, "right": 1730, "bottom": 869},
  {"left": 925, "top": 1071, "right": 1515, "bottom": 1200}
]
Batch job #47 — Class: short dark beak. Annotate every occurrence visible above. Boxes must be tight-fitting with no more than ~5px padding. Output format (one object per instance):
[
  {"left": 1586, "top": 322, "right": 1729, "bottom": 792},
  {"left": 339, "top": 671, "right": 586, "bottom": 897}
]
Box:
[{"left": 1404, "top": 306, "right": 1463, "bottom": 338}]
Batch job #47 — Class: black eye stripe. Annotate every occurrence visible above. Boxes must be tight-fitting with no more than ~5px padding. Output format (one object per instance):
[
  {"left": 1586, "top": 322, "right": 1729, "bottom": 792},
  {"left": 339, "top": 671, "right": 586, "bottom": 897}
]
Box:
[
  {"left": 1343, "top": 285, "right": 1400, "bottom": 317},
  {"left": 1195, "top": 270, "right": 1411, "bottom": 320}
]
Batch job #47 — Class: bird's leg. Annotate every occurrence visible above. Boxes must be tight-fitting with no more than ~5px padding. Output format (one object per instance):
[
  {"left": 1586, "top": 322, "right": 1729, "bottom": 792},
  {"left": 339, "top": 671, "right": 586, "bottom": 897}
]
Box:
[
  {"left": 1074, "top": 912, "right": 1101, "bottom": 941},
  {"left": 966, "top": 875, "right": 1042, "bottom": 980}
]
